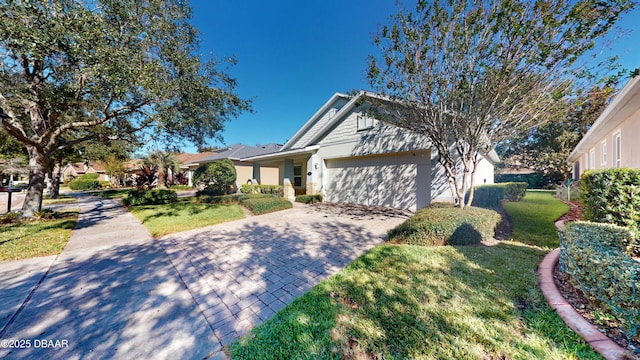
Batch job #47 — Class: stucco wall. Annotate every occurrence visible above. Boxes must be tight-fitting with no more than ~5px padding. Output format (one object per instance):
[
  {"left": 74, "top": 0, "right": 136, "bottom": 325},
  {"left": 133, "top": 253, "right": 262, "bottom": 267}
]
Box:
[{"left": 574, "top": 106, "right": 640, "bottom": 178}]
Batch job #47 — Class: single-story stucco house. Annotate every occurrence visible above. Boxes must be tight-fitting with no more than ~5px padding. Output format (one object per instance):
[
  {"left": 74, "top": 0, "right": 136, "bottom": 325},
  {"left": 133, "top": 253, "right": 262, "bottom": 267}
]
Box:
[
  {"left": 62, "top": 162, "right": 109, "bottom": 182},
  {"left": 242, "top": 91, "right": 499, "bottom": 211},
  {"left": 180, "top": 143, "right": 282, "bottom": 188},
  {"left": 568, "top": 73, "right": 640, "bottom": 178}
]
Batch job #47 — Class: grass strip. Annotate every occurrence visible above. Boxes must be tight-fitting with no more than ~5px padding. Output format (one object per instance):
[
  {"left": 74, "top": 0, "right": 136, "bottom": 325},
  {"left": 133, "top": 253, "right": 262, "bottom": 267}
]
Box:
[
  {"left": 0, "top": 210, "right": 79, "bottom": 261},
  {"left": 129, "top": 198, "right": 245, "bottom": 237}
]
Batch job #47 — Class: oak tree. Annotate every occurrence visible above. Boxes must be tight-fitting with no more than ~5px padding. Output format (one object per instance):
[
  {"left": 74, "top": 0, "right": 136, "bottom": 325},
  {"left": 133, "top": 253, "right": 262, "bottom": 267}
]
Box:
[{"left": 0, "top": 0, "right": 250, "bottom": 216}]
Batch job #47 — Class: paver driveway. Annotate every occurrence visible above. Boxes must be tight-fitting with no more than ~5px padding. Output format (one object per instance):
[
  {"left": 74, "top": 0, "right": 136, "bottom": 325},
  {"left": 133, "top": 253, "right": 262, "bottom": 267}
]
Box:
[
  {"left": 159, "top": 203, "right": 409, "bottom": 349},
  {"left": 0, "top": 197, "right": 408, "bottom": 359}
]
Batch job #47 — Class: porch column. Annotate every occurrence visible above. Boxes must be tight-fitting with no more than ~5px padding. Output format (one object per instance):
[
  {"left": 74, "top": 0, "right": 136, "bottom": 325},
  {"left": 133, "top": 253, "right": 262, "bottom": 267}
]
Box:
[
  {"left": 252, "top": 162, "right": 261, "bottom": 184},
  {"left": 283, "top": 159, "right": 295, "bottom": 201},
  {"left": 187, "top": 170, "right": 193, "bottom": 187},
  {"left": 306, "top": 154, "right": 318, "bottom": 195}
]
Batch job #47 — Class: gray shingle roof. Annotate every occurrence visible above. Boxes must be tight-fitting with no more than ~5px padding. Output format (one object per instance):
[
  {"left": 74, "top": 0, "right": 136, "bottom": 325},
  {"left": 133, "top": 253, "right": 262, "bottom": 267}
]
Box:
[{"left": 195, "top": 143, "right": 282, "bottom": 163}]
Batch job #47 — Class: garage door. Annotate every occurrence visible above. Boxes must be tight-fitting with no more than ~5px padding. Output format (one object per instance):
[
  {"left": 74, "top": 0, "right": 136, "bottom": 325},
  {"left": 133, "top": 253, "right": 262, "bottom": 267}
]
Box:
[{"left": 324, "top": 152, "right": 430, "bottom": 211}]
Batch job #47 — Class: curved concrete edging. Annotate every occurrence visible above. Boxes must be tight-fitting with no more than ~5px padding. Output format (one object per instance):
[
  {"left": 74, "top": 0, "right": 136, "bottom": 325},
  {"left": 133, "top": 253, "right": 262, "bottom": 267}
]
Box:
[{"left": 539, "top": 223, "right": 628, "bottom": 359}]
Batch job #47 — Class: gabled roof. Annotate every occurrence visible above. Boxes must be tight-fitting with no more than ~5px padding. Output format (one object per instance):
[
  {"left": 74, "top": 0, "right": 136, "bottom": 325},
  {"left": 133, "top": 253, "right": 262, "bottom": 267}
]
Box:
[
  {"left": 568, "top": 74, "right": 640, "bottom": 163},
  {"left": 281, "top": 91, "right": 388, "bottom": 151},
  {"left": 281, "top": 93, "right": 350, "bottom": 150}
]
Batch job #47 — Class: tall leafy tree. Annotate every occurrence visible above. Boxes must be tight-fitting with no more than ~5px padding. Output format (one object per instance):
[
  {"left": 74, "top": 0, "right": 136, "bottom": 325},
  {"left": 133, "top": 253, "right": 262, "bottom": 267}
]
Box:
[
  {"left": 367, "top": 0, "right": 634, "bottom": 208},
  {"left": 498, "top": 84, "right": 618, "bottom": 184},
  {"left": 0, "top": 0, "right": 250, "bottom": 216}
]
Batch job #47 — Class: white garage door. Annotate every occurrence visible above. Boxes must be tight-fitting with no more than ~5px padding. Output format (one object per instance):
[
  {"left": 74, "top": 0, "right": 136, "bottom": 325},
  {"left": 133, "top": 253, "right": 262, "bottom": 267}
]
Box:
[{"left": 324, "top": 152, "right": 430, "bottom": 211}]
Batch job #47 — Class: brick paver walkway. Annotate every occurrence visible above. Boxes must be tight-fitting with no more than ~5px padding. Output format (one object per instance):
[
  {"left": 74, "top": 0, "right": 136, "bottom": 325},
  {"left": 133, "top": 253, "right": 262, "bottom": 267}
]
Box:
[{"left": 160, "top": 204, "right": 407, "bottom": 348}]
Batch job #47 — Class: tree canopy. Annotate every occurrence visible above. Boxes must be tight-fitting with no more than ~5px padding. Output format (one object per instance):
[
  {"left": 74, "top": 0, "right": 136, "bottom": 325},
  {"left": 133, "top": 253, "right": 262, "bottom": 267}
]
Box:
[
  {"left": 0, "top": 0, "right": 251, "bottom": 216},
  {"left": 367, "top": 0, "right": 634, "bottom": 207}
]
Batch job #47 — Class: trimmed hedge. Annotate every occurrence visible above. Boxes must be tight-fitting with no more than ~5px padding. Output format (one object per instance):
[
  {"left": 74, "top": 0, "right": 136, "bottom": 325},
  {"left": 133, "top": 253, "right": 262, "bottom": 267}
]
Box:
[
  {"left": 295, "top": 194, "right": 322, "bottom": 204},
  {"left": 496, "top": 172, "right": 547, "bottom": 189},
  {"left": 469, "top": 182, "right": 527, "bottom": 209},
  {"left": 196, "top": 193, "right": 292, "bottom": 215},
  {"left": 78, "top": 173, "right": 100, "bottom": 180},
  {"left": 559, "top": 221, "right": 640, "bottom": 343},
  {"left": 387, "top": 205, "right": 501, "bottom": 246},
  {"left": 69, "top": 179, "right": 100, "bottom": 190},
  {"left": 240, "top": 184, "right": 284, "bottom": 196},
  {"left": 122, "top": 189, "right": 178, "bottom": 206},
  {"left": 580, "top": 168, "right": 640, "bottom": 233},
  {"left": 241, "top": 197, "right": 292, "bottom": 215}
]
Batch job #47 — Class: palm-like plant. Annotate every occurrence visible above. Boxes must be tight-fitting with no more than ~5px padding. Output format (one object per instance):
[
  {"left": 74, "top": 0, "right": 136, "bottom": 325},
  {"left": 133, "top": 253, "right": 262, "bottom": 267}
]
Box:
[{"left": 144, "top": 150, "right": 180, "bottom": 189}]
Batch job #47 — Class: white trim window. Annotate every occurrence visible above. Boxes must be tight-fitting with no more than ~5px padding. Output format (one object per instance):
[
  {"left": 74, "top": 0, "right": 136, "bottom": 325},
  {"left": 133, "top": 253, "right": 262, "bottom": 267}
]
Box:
[
  {"left": 601, "top": 140, "right": 607, "bottom": 165},
  {"left": 589, "top": 149, "right": 596, "bottom": 170},
  {"left": 356, "top": 114, "right": 374, "bottom": 131},
  {"left": 614, "top": 131, "right": 622, "bottom": 168}
]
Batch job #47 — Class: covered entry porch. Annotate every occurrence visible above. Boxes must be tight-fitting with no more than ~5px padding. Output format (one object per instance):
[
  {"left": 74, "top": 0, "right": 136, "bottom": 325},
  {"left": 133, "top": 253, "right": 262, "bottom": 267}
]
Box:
[{"left": 246, "top": 147, "right": 319, "bottom": 201}]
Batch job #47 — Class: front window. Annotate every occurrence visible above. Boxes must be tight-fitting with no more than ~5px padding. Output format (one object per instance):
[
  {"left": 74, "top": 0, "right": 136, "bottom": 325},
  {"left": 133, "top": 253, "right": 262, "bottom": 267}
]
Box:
[
  {"left": 614, "top": 131, "right": 621, "bottom": 168},
  {"left": 293, "top": 165, "right": 302, "bottom": 187},
  {"left": 588, "top": 149, "right": 595, "bottom": 170},
  {"left": 601, "top": 141, "right": 607, "bottom": 165}
]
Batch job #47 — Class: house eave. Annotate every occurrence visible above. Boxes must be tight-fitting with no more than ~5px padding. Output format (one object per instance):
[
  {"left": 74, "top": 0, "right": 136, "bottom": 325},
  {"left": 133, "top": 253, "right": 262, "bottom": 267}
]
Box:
[
  {"left": 567, "top": 74, "right": 640, "bottom": 163},
  {"left": 241, "top": 146, "right": 319, "bottom": 162}
]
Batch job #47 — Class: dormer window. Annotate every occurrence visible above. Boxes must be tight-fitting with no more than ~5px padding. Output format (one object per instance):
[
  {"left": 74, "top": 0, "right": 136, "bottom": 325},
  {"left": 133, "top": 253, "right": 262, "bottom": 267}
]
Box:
[{"left": 356, "top": 115, "right": 374, "bottom": 131}]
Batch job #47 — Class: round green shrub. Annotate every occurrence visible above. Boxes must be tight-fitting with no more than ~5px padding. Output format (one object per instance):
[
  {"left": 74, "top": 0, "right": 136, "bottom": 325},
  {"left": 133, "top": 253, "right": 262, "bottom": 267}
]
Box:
[
  {"left": 193, "top": 159, "right": 237, "bottom": 196},
  {"left": 388, "top": 205, "right": 502, "bottom": 246}
]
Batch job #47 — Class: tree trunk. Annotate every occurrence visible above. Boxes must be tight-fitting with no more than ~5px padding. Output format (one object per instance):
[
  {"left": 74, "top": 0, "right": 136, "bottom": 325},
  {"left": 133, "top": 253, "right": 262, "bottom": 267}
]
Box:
[
  {"left": 49, "top": 157, "right": 62, "bottom": 199},
  {"left": 22, "top": 146, "right": 48, "bottom": 217}
]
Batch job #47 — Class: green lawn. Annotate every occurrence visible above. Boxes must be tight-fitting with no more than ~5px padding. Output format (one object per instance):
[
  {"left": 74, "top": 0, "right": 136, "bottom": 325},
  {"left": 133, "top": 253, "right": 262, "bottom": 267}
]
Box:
[
  {"left": 0, "top": 210, "right": 79, "bottom": 261},
  {"left": 128, "top": 198, "right": 245, "bottom": 237},
  {"left": 229, "top": 191, "right": 599, "bottom": 359},
  {"left": 43, "top": 194, "right": 76, "bottom": 205}
]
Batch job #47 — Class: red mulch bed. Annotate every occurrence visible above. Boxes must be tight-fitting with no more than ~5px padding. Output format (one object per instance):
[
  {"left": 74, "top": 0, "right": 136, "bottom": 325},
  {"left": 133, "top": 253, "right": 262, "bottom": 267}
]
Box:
[{"left": 553, "top": 200, "right": 639, "bottom": 358}]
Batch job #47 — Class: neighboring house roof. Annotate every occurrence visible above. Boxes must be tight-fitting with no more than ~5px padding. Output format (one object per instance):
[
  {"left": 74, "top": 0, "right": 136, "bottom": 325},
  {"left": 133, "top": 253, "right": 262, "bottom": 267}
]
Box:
[
  {"left": 88, "top": 163, "right": 106, "bottom": 173},
  {"left": 194, "top": 143, "right": 282, "bottom": 163},
  {"left": 175, "top": 152, "right": 217, "bottom": 166},
  {"left": 568, "top": 74, "right": 640, "bottom": 163}
]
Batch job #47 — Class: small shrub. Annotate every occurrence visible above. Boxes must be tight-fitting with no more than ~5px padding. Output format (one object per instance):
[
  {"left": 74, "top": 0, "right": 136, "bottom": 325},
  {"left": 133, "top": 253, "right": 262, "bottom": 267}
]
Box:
[
  {"left": 580, "top": 168, "right": 640, "bottom": 232},
  {"left": 469, "top": 182, "right": 527, "bottom": 209},
  {"left": 0, "top": 211, "right": 21, "bottom": 224},
  {"left": 123, "top": 189, "right": 178, "bottom": 206},
  {"left": 34, "top": 208, "right": 56, "bottom": 220},
  {"left": 388, "top": 205, "right": 501, "bottom": 246},
  {"left": 295, "top": 194, "right": 323, "bottom": 204},
  {"left": 559, "top": 221, "right": 640, "bottom": 343},
  {"left": 193, "top": 159, "right": 237, "bottom": 195},
  {"left": 69, "top": 179, "right": 100, "bottom": 190}
]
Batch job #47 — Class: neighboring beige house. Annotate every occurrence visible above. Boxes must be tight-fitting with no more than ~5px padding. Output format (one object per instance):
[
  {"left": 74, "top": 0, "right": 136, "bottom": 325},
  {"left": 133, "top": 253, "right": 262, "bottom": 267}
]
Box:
[
  {"left": 243, "top": 91, "right": 499, "bottom": 211},
  {"left": 62, "top": 162, "right": 109, "bottom": 182},
  {"left": 180, "top": 144, "right": 281, "bottom": 188},
  {"left": 568, "top": 74, "right": 640, "bottom": 178}
]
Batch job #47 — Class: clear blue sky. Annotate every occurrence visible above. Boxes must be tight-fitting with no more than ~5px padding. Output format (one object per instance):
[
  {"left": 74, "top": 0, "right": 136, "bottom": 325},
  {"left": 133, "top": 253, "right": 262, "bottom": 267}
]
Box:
[{"left": 186, "top": 0, "right": 640, "bottom": 152}]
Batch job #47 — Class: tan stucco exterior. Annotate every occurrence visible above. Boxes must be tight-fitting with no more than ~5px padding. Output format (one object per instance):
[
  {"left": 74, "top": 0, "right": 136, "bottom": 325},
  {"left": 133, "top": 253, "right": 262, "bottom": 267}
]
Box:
[{"left": 569, "top": 75, "right": 640, "bottom": 178}]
